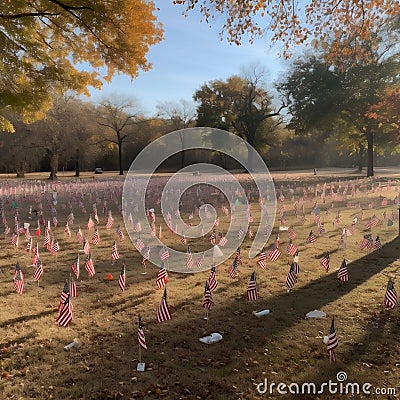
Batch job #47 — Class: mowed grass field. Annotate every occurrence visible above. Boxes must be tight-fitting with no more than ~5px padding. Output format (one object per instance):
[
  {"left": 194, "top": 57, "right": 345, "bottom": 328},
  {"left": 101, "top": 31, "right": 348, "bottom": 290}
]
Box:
[{"left": 0, "top": 169, "right": 399, "bottom": 400}]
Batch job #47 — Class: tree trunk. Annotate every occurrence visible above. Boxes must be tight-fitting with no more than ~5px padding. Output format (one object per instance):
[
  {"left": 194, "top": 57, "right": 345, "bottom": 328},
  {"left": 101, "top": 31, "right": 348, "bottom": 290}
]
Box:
[
  {"left": 75, "top": 149, "right": 80, "bottom": 177},
  {"left": 366, "top": 131, "right": 374, "bottom": 177},
  {"left": 49, "top": 153, "right": 59, "bottom": 180},
  {"left": 118, "top": 141, "right": 124, "bottom": 175},
  {"left": 16, "top": 160, "right": 25, "bottom": 178},
  {"left": 357, "top": 143, "right": 364, "bottom": 172}
]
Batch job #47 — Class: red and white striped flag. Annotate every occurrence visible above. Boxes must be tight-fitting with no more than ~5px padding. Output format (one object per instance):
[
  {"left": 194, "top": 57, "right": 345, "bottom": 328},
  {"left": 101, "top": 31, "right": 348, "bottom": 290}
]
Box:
[
  {"left": 202, "top": 281, "right": 214, "bottom": 310},
  {"left": 320, "top": 253, "right": 330, "bottom": 272},
  {"left": 13, "top": 263, "right": 24, "bottom": 295},
  {"left": 141, "top": 246, "right": 150, "bottom": 265},
  {"left": 157, "top": 288, "right": 172, "bottom": 323},
  {"left": 185, "top": 246, "right": 193, "bottom": 269},
  {"left": 384, "top": 279, "right": 397, "bottom": 309},
  {"left": 246, "top": 272, "right": 259, "bottom": 301},
  {"left": 257, "top": 251, "right": 267, "bottom": 269},
  {"left": 56, "top": 295, "right": 72, "bottom": 328},
  {"left": 337, "top": 259, "right": 349, "bottom": 282},
  {"left": 208, "top": 265, "right": 218, "bottom": 291},
  {"left": 85, "top": 253, "right": 95, "bottom": 278},
  {"left": 111, "top": 242, "right": 120, "bottom": 260},
  {"left": 160, "top": 247, "right": 169, "bottom": 261},
  {"left": 326, "top": 318, "right": 338, "bottom": 363},
  {"left": 156, "top": 265, "right": 168, "bottom": 289},
  {"left": 91, "top": 228, "right": 100, "bottom": 245},
  {"left": 69, "top": 275, "right": 77, "bottom": 298},
  {"left": 32, "top": 259, "right": 43, "bottom": 281},
  {"left": 71, "top": 255, "right": 80, "bottom": 279},
  {"left": 118, "top": 264, "right": 126, "bottom": 292},
  {"left": 138, "top": 316, "right": 148, "bottom": 351}
]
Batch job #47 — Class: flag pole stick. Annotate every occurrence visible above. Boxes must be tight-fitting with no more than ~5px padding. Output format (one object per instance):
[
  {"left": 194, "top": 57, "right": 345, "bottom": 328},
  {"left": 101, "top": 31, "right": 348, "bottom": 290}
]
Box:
[{"left": 138, "top": 343, "right": 142, "bottom": 364}]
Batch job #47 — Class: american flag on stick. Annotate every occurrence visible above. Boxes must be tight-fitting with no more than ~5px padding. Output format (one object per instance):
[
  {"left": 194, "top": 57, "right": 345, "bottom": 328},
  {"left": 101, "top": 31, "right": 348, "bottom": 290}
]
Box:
[
  {"left": 246, "top": 272, "right": 259, "bottom": 301},
  {"left": 13, "top": 262, "right": 24, "bottom": 295},
  {"left": 91, "top": 228, "right": 100, "bottom": 245},
  {"left": 202, "top": 281, "right": 214, "bottom": 310},
  {"left": 156, "top": 264, "right": 168, "bottom": 289},
  {"left": 326, "top": 318, "right": 338, "bottom": 363},
  {"left": 286, "top": 240, "right": 298, "bottom": 256},
  {"left": 185, "top": 246, "right": 193, "bottom": 269},
  {"left": 384, "top": 279, "right": 397, "bottom": 309},
  {"left": 157, "top": 287, "right": 172, "bottom": 323},
  {"left": 208, "top": 265, "right": 218, "bottom": 292},
  {"left": 141, "top": 246, "right": 150, "bottom": 265},
  {"left": 111, "top": 241, "right": 120, "bottom": 261},
  {"left": 138, "top": 316, "right": 148, "bottom": 351},
  {"left": 337, "top": 259, "right": 349, "bottom": 283},
  {"left": 257, "top": 250, "right": 267, "bottom": 270},
  {"left": 118, "top": 264, "right": 126, "bottom": 292},
  {"left": 56, "top": 294, "right": 72, "bottom": 328},
  {"left": 306, "top": 230, "right": 316, "bottom": 244},
  {"left": 286, "top": 262, "right": 298, "bottom": 291},
  {"left": 32, "top": 259, "right": 43, "bottom": 282},
  {"left": 268, "top": 245, "right": 281, "bottom": 262},
  {"left": 85, "top": 253, "right": 95, "bottom": 278},
  {"left": 71, "top": 255, "right": 80, "bottom": 279},
  {"left": 320, "top": 253, "right": 330, "bottom": 272}
]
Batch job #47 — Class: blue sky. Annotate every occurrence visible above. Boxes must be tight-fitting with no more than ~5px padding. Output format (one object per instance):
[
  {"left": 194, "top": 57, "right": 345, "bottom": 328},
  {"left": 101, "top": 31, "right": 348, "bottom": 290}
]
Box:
[{"left": 88, "top": 1, "right": 290, "bottom": 116}]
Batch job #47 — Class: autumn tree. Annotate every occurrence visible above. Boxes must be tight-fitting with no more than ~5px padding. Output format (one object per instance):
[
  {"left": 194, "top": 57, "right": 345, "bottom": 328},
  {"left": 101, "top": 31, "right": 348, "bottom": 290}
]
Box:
[
  {"left": 174, "top": 0, "right": 399, "bottom": 63},
  {"left": 194, "top": 69, "right": 284, "bottom": 170},
  {"left": 0, "top": 0, "right": 163, "bottom": 131},
  {"left": 97, "top": 99, "right": 142, "bottom": 175},
  {"left": 277, "top": 53, "right": 400, "bottom": 176},
  {"left": 28, "top": 94, "right": 98, "bottom": 179},
  {"left": 156, "top": 99, "right": 197, "bottom": 168}
]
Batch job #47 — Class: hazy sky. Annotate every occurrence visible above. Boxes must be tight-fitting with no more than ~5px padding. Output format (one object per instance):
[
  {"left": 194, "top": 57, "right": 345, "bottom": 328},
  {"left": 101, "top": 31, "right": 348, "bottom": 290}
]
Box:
[{"left": 88, "top": 1, "right": 290, "bottom": 116}]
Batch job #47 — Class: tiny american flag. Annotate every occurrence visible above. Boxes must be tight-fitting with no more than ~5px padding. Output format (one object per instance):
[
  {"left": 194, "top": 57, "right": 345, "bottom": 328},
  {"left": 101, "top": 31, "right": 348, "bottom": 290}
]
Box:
[
  {"left": 116, "top": 225, "right": 125, "bottom": 241},
  {"left": 58, "top": 282, "right": 70, "bottom": 312},
  {"left": 118, "top": 264, "right": 126, "bottom": 292},
  {"left": 257, "top": 251, "right": 267, "bottom": 269},
  {"left": 50, "top": 239, "right": 60, "bottom": 256},
  {"left": 32, "top": 259, "right": 43, "bottom": 281},
  {"left": 76, "top": 227, "right": 84, "bottom": 243},
  {"left": 160, "top": 246, "right": 169, "bottom": 261},
  {"left": 82, "top": 238, "right": 90, "bottom": 255},
  {"left": 229, "top": 256, "right": 239, "bottom": 278},
  {"left": 185, "top": 246, "right": 193, "bottom": 269},
  {"left": 202, "top": 281, "right": 214, "bottom": 310},
  {"left": 286, "top": 240, "right": 298, "bottom": 256},
  {"left": 326, "top": 318, "right": 338, "bottom": 363},
  {"left": 384, "top": 279, "right": 397, "bottom": 309},
  {"left": 157, "top": 287, "right": 172, "bottom": 323},
  {"left": 85, "top": 253, "right": 95, "bottom": 278},
  {"left": 246, "top": 272, "right": 259, "bottom": 301},
  {"left": 69, "top": 275, "right": 77, "bottom": 297},
  {"left": 91, "top": 228, "right": 100, "bottom": 245},
  {"left": 268, "top": 245, "right": 281, "bottom": 262},
  {"left": 306, "top": 230, "right": 316, "bottom": 244},
  {"left": 337, "top": 259, "right": 349, "bottom": 282},
  {"left": 111, "top": 242, "right": 120, "bottom": 260},
  {"left": 64, "top": 222, "right": 71, "bottom": 237},
  {"left": 286, "top": 263, "right": 298, "bottom": 290},
  {"left": 87, "top": 216, "right": 94, "bottom": 230},
  {"left": 288, "top": 225, "right": 296, "bottom": 240},
  {"left": 209, "top": 230, "right": 216, "bottom": 245},
  {"left": 373, "top": 236, "right": 382, "bottom": 250},
  {"left": 13, "top": 263, "right": 24, "bottom": 295},
  {"left": 208, "top": 265, "right": 218, "bottom": 291},
  {"left": 138, "top": 316, "right": 148, "bottom": 351},
  {"left": 141, "top": 246, "right": 150, "bottom": 265},
  {"left": 156, "top": 264, "right": 168, "bottom": 288},
  {"left": 56, "top": 295, "right": 72, "bottom": 327},
  {"left": 106, "top": 212, "right": 114, "bottom": 229},
  {"left": 71, "top": 255, "right": 80, "bottom": 279},
  {"left": 135, "top": 236, "right": 145, "bottom": 252},
  {"left": 218, "top": 234, "right": 227, "bottom": 247},
  {"left": 360, "top": 234, "right": 373, "bottom": 250},
  {"left": 320, "top": 253, "right": 330, "bottom": 272},
  {"left": 235, "top": 248, "right": 243, "bottom": 265},
  {"left": 196, "top": 252, "right": 205, "bottom": 268}
]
